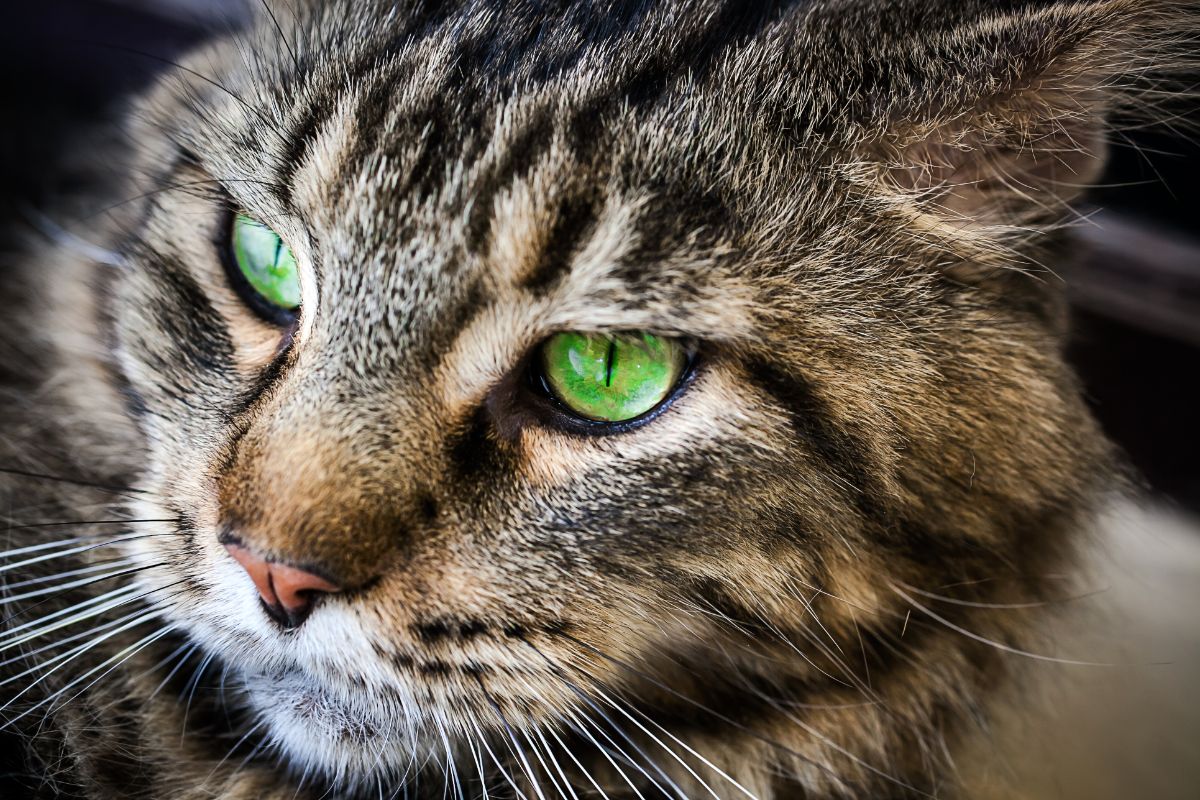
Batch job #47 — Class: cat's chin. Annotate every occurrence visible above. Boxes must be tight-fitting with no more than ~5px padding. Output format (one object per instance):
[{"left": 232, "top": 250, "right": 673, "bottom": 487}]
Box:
[{"left": 242, "top": 669, "right": 433, "bottom": 785}]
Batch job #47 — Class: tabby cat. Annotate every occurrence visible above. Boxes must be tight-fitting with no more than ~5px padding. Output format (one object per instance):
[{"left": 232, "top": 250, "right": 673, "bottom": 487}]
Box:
[{"left": 1, "top": 1, "right": 1197, "bottom": 798}]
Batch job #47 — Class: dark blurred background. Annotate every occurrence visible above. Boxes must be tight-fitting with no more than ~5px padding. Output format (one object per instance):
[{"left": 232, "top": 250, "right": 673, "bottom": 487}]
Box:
[{"left": 1, "top": 0, "right": 1198, "bottom": 510}]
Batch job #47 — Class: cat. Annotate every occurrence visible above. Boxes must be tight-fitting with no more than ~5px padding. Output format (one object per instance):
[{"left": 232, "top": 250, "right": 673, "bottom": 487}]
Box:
[{"left": 1, "top": 1, "right": 1197, "bottom": 798}]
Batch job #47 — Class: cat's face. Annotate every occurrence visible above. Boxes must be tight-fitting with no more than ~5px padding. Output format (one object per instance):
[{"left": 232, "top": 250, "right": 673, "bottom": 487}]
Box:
[{"left": 105, "top": 0, "right": 1118, "bottom": 788}]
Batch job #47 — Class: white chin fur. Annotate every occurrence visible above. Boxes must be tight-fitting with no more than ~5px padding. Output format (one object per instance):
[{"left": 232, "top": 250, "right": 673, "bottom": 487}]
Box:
[{"left": 245, "top": 670, "right": 432, "bottom": 786}]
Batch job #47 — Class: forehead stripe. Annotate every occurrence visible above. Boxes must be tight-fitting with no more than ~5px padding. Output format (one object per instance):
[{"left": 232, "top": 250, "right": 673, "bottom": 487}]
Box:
[{"left": 274, "top": 92, "right": 341, "bottom": 209}]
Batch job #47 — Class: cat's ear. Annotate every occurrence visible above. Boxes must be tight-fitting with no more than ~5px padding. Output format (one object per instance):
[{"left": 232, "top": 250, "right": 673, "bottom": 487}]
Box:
[{"left": 839, "top": 0, "right": 1194, "bottom": 237}]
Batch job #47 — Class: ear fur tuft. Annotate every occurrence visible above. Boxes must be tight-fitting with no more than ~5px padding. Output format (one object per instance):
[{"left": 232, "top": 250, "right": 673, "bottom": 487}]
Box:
[{"left": 845, "top": 0, "right": 1198, "bottom": 244}]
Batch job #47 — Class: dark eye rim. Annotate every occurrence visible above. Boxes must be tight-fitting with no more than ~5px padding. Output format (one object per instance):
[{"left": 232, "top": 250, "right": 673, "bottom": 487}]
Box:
[
  {"left": 524, "top": 335, "right": 700, "bottom": 435},
  {"left": 217, "top": 209, "right": 301, "bottom": 327}
]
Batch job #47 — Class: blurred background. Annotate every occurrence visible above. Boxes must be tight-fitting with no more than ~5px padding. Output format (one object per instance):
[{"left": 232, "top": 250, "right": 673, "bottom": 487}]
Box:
[{"left": 1, "top": 0, "right": 1198, "bottom": 511}]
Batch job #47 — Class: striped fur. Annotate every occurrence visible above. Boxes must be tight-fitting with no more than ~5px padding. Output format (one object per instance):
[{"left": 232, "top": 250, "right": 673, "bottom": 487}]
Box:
[{"left": 1, "top": 1, "right": 1196, "bottom": 798}]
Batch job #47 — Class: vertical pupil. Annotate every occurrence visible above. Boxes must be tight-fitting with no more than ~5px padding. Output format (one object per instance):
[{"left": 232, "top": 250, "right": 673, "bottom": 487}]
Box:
[{"left": 604, "top": 338, "right": 616, "bottom": 387}]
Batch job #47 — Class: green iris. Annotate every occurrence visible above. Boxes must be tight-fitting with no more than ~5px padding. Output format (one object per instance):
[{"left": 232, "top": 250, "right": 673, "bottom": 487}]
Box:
[
  {"left": 230, "top": 214, "right": 301, "bottom": 312},
  {"left": 540, "top": 332, "right": 687, "bottom": 423}
]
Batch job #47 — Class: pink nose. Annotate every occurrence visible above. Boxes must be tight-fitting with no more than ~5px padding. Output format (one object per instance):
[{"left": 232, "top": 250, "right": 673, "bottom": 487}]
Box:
[{"left": 224, "top": 543, "right": 341, "bottom": 629}]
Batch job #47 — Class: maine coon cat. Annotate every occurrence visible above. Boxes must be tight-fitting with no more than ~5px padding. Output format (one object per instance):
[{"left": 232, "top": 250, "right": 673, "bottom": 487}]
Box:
[{"left": 1, "top": 1, "right": 1197, "bottom": 798}]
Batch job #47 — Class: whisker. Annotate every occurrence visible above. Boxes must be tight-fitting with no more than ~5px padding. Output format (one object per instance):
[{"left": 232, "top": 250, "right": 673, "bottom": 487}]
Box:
[
  {"left": 0, "top": 466, "right": 146, "bottom": 497},
  {"left": 0, "top": 559, "right": 136, "bottom": 592},
  {"left": 0, "top": 578, "right": 187, "bottom": 689},
  {"left": 540, "top": 717, "right": 613, "bottom": 800},
  {"left": 464, "top": 732, "right": 493, "bottom": 800},
  {"left": 534, "top": 663, "right": 685, "bottom": 800},
  {"left": 73, "top": 42, "right": 284, "bottom": 137},
  {"left": 0, "top": 560, "right": 174, "bottom": 629},
  {"left": 897, "top": 581, "right": 1104, "bottom": 610},
  {"left": 0, "top": 532, "right": 179, "bottom": 577},
  {"left": 524, "top": 638, "right": 752, "bottom": 800},
  {"left": 225, "top": 726, "right": 274, "bottom": 794},
  {"left": 0, "top": 603, "right": 152, "bottom": 670},
  {"left": 145, "top": 640, "right": 200, "bottom": 703},
  {"left": 1, "top": 518, "right": 176, "bottom": 536},
  {"left": 3, "top": 624, "right": 178, "bottom": 732},
  {"left": 529, "top": 725, "right": 580, "bottom": 800},
  {"left": 0, "top": 564, "right": 163, "bottom": 606},
  {"left": 519, "top": 726, "right": 573, "bottom": 800},
  {"left": 88, "top": 177, "right": 289, "bottom": 220},
  {"left": 0, "top": 608, "right": 166, "bottom": 704},
  {"left": 786, "top": 583, "right": 845, "bottom": 658},
  {"left": 203, "top": 716, "right": 269, "bottom": 788},
  {"left": 889, "top": 585, "right": 1113, "bottom": 667},
  {"left": 557, "top": 709, "right": 648, "bottom": 800},
  {"left": 600, "top": 691, "right": 761, "bottom": 800},
  {"left": 473, "top": 674, "right": 550, "bottom": 800},
  {"left": 467, "top": 715, "right": 529, "bottom": 800},
  {"left": 257, "top": 0, "right": 301, "bottom": 73},
  {"left": 180, "top": 650, "right": 219, "bottom": 739},
  {"left": 579, "top": 708, "right": 675, "bottom": 799},
  {"left": 0, "top": 584, "right": 142, "bottom": 647},
  {"left": 556, "top": 632, "right": 925, "bottom": 796},
  {"left": 436, "top": 719, "right": 465, "bottom": 800}
]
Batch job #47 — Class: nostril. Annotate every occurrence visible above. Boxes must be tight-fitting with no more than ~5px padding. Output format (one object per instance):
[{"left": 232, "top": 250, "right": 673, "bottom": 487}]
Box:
[
  {"left": 223, "top": 543, "right": 342, "bottom": 629},
  {"left": 266, "top": 561, "right": 341, "bottom": 611}
]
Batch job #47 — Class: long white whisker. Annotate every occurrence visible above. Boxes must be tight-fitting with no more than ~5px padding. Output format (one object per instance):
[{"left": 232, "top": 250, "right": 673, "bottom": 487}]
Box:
[
  {"left": 519, "top": 726, "right": 571, "bottom": 800},
  {"left": 562, "top": 633, "right": 922, "bottom": 795},
  {"left": 523, "top": 635, "right": 751, "bottom": 800},
  {"left": 0, "top": 530, "right": 145, "bottom": 559},
  {"left": 180, "top": 651, "right": 218, "bottom": 739},
  {"left": 202, "top": 714, "right": 269, "bottom": 787},
  {"left": 541, "top": 717, "right": 613, "bottom": 800},
  {"left": 530, "top": 725, "right": 580, "bottom": 800},
  {"left": 594, "top": 686, "right": 759, "bottom": 800},
  {"left": 557, "top": 685, "right": 683, "bottom": 800},
  {"left": 0, "top": 608, "right": 165, "bottom": 709},
  {"left": 474, "top": 675, "right": 549, "bottom": 800},
  {"left": 889, "top": 585, "right": 1112, "bottom": 667},
  {"left": 468, "top": 716, "right": 529, "bottom": 800},
  {"left": 465, "top": 730, "right": 491, "bottom": 800},
  {"left": 0, "top": 533, "right": 173, "bottom": 576},
  {"left": 148, "top": 642, "right": 201, "bottom": 702},
  {"left": 1, "top": 559, "right": 136, "bottom": 592},
  {"left": 0, "top": 584, "right": 141, "bottom": 647},
  {"left": 0, "top": 564, "right": 159, "bottom": 606},
  {"left": 558, "top": 708, "right": 648, "bottom": 800},
  {"left": 3, "top": 624, "right": 177, "bottom": 731},
  {"left": 0, "top": 604, "right": 156, "bottom": 669},
  {"left": 437, "top": 718, "right": 464, "bottom": 800}
]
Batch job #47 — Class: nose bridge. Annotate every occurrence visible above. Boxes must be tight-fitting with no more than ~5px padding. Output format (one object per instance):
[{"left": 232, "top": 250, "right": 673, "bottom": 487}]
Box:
[{"left": 218, "top": 374, "right": 443, "bottom": 588}]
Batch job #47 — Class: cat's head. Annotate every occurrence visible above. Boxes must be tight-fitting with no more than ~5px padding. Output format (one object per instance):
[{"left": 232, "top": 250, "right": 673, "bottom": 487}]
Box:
[{"left": 97, "top": 0, "right": 1181, "bottom": 791}]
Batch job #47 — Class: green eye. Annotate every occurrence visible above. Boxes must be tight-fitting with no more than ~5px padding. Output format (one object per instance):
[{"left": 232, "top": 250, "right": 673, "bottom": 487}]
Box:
[
  {"left": 229, "top": 213, "right": 301, "bottom": 315},
  {"left": 539, "top": 332, "right": 688, "bottom": 423}
]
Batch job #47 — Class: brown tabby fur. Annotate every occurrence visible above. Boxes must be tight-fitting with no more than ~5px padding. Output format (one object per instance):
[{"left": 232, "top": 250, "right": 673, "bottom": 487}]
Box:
[{"left": 0, "top": 1, "right": 1196, "bottom": 798}]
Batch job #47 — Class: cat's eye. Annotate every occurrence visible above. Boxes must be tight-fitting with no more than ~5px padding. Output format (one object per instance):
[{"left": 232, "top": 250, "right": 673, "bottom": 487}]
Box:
[
  {"left": 538, "top": 332, "right": 689, "bottom": 424},
  {"left": 226, "top": 213, "right": 301, "bottom": 323}
]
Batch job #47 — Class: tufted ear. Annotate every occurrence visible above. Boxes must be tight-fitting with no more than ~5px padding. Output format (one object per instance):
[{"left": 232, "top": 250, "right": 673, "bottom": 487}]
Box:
[{"left": 835, "top": 0, "right": 1195, "bottom": 239}]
